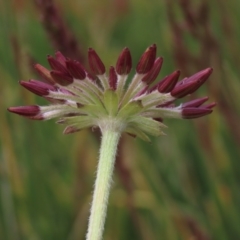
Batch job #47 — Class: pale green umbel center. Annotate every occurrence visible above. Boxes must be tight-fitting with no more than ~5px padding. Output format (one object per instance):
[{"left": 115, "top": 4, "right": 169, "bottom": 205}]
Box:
[{"left": 49, "top": 72, "right": 172, "bottom": 139}]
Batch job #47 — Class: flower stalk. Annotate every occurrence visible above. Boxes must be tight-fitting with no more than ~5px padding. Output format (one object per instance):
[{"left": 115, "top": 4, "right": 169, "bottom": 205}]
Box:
[{"left": 87, "top": 129, "right": 121, "bottom": 240}]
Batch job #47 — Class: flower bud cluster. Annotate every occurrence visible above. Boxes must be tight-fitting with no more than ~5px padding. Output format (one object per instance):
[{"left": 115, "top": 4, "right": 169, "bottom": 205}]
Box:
[{"left": 8, "top": 45, "right": 215, "bottom": 141}]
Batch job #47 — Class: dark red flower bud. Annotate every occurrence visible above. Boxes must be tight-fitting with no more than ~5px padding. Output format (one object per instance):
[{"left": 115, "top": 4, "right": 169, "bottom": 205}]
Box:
[
  {"left": 109, "top": 66, "right": 117, "bottom": 90},
  {"left": 47, "top": 55, "right": 69, "bottom": 75},
  {"left": 171, "top": 81, "right": 198, "bottom": 98},
  {"left": 66, "top": 60, "right": 86, "bottom": 80},
  {"left": 8, "top": 105, "right": 40, "bottom": 117},
  {"left": 158, "top": 70, "right": 180, "bottom": 93},
  {"left": 175, "top": 77, "right": 187, "bottom": 87},
  {"left": 171, "top": 69, "right": 211, "bottom": 98},
  {"left": 185, "top": 68, "right": 213, "bottom": 84},
  {"left": 182, "top": 107, "right": 212, "bottom": 119},
  {"left": 202, "top": 102, "right": 217, "bottom": 109},
  {"left": 88, "top": 48, "right": 105, "bottom": 75},
  {"left": 142, "top": 57, "right": 163, "bottom": 84},
  {"left": 136, "top": 44, "right": 156, "bottom": 74},
  {"left": 20, "top": 80, "right": 57, "bottom": 96},
  {"left": 182, "top": 97, "right": 209, "bottom": 108},
  {"left": 50, "top": 70, "right": 73, "bottom": 86},
  {"left": 175, "top": 68, "right": 212, "bottom": 91},
  {"left": 116, "top": 47, "right": 132, "bottom": 75},
  {"left": 55, "top": 51, "right": 67, "bottom": 67},
  {"left": 34, "top": 64, "right": 55, "bottom": 84}
]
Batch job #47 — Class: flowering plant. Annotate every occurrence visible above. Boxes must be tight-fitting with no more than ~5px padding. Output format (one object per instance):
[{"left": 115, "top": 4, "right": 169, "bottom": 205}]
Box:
[{"left": 8, "top": 44, "right": 215, "bottom": 240}]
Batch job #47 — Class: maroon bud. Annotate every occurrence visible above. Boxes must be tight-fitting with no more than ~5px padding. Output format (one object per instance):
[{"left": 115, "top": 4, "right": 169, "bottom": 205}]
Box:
[
  {"left": 55, "top": 51, "right": 67, "bottom": 67},
  {"left": 202, "top": 102, "right": 217, "bottom": 109},
  {"left": 171, "top": 81, "right": 197, "bottom": 98},
  {"left": 182, "top": 97, "right": 209, "bottom": 108},
  {"left": 142, "top": 57, "right": 163, "bottom": 84},
  {"left": 116, "top": 47, "right": 132, "bottom": 75},
  {"left": 185, "top": 68, "right": 213, "bottom": 84},
  {"left": 136, "top": 44, "right": 157, "bottom": 74},
  {"left": 50, "top": 70, "right": 73, "bottom": 86},
  {"left": 109, "top": 66, "right": 117, "bottom": 90},
  {"left": 34, "top": 64, "right": 55, "bottom": 84},
  {"left": 88, "top": 48, "right": 105, "bottom": 75},
  {"left": 174, "top": 68, "right": 212, "bottom": 91},
  {"left": 171, "top": 72, "right": 209, "bottom": 98},
  {"left": 158, "top": 70, "right": 180, "bottom": 93},
  {"left": 47, "top": 55, "right": 69, "bottom": 75},
  {"left": 20, "top": 80, "right": 57, "bottom": 96},
  {"left": 8, "top": 105, "right": 40, "bottom": 117},
  {"left": 182, "top": 107, "right": 212, "bottom": 119},
  {"left": 66, "top": 60, "right": 86, "bottom": 80},
  {"left": 175, "top": 77, "right": 187, "bottom": 87}
]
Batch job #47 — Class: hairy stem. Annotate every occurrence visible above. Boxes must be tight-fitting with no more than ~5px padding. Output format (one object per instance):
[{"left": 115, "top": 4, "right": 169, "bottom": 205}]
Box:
[{"left": 86, "top": 129, "right": 121, "bottom": 240}]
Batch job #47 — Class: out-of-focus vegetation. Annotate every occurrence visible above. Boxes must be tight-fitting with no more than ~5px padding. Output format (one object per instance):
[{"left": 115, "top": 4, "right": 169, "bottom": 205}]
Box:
[{"left": 1, "top": 0, "right": 240, "bottom": 239}]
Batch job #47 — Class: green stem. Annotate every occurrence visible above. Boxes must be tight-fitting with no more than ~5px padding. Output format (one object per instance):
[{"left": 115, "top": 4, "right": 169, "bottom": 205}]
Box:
[{"left": 86, "top": 129, "right": 121, "bottom": 240}]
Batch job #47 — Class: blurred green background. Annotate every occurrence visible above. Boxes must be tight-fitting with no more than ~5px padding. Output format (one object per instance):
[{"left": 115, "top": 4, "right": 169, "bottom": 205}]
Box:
[{"left": 1, "top": 0, "right": 240, "bottom": 239}]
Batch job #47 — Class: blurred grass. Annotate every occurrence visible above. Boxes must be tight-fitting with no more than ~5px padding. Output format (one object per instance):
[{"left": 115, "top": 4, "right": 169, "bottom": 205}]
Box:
[{"left": 1, "top": 0, "right": 240, "bottom": 239}]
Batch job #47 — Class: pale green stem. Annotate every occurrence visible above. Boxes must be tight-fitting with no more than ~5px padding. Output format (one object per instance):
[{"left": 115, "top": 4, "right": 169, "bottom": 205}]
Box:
[{"left": 86, "top": 129, "right": 121, "bottom": 240}]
